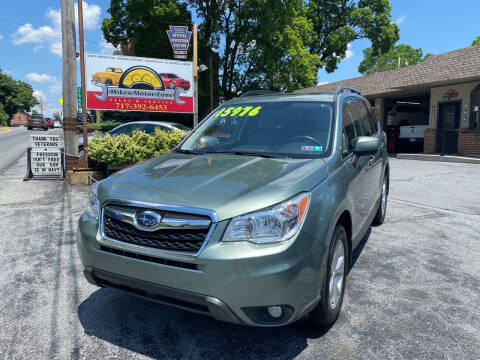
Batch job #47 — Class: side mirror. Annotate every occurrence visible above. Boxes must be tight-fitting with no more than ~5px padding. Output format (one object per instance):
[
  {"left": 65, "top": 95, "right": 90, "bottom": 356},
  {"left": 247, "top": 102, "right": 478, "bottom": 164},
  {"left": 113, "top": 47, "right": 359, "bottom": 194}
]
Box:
[{"left": 353, "top": 136, "right": 380, "bottom": 155}]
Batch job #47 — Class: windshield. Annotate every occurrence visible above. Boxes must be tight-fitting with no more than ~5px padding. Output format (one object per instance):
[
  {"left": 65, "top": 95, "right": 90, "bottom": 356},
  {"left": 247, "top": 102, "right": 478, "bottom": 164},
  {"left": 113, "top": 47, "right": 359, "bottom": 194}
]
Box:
[
  {"left": 172, "top": 123, "right": 190, "bottom": 131},
  {"left": 180, "top": 101, "right": 333, "bottom": 158},
  {"left": 31, "top": 115, "right": 43, "bottom": 120}
]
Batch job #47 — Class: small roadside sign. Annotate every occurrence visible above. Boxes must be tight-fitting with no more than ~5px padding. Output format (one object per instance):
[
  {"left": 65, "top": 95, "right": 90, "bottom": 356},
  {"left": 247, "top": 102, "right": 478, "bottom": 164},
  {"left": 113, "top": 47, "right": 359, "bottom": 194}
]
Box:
[
  {"left": 24, "top": 135, "right": 65, "bottom": 180},
  {"left": 77, "top": 87, "right": 82, "bottom": 109},
  {"left": 166, "top": 26, "right": 192, "bottom": 59}
]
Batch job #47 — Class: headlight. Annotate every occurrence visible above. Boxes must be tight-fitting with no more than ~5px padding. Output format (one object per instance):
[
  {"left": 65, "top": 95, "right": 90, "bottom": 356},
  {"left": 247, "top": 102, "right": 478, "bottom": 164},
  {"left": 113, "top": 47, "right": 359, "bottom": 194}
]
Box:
[
  {"left": 223, "top": 193, "right": 310, "bottom": 244},
  {"left": 86, "top": 182, "right": 100, "bottom": 220}
]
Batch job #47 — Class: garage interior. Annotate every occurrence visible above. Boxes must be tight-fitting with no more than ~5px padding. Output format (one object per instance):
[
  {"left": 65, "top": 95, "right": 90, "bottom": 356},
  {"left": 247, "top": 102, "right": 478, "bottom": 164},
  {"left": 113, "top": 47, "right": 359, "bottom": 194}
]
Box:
[{"left": 383, "top": 93, "right": 430, "bottom": 153}]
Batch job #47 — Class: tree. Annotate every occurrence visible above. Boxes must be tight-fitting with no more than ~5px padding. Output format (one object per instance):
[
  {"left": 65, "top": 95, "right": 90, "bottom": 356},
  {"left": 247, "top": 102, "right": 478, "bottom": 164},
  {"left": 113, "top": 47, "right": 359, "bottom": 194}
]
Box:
[
  {"left": 102, "top": 0, "right": 192, "bottom": 59},
  {"left": 190, "top": 0, "right": 399, "bottom": 96},
  {"left": 0, "top": 69, "right": 38, "bottom": 126},
  {"left": 358, "top": 44, "right": 429, "bottom": 74},
  {"left": 472, "top": 36, "right": 480, "bottom": 46}
]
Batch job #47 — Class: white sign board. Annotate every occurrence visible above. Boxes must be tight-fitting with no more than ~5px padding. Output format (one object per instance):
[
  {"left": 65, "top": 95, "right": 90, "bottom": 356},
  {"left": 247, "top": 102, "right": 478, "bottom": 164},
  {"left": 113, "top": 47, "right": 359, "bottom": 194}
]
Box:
[
  {"left": 30, "top": 149, "right": 63, "bottom": 176},
  {"left": 31, "top": 135, "right": 63, "bottom": 148}
]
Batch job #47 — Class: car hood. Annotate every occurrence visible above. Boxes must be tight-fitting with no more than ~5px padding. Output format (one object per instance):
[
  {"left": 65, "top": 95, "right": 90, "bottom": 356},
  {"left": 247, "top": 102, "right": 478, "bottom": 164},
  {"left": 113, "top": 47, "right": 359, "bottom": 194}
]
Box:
[{"left": 98, "top": 152, "right": 328, "bottom": 221}]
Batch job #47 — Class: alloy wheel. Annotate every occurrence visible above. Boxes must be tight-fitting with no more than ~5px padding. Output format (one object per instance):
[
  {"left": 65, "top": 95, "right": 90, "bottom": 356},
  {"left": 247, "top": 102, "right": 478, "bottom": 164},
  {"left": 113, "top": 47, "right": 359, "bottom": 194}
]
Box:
[{"left": 328, "top": 238, "right": 345, "bottom": 310}]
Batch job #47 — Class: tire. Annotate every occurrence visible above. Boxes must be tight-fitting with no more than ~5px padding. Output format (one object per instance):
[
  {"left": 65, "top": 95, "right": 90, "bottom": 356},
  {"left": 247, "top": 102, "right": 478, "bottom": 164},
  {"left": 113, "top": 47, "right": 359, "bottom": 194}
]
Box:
[
  {"left": 308, "top": 225, "right": 348, "bottom": 327},
  {"left": 169, "top": 81, "right": 175, "bottom": 90},
  {"left": 372, "top": 174, "right": 388, "bottom": 225},
  {"left": 44, "top": 127, "right": 48, "bottom": 131},
  {"left": 27, "top": 127, "right": 32, "bottom": 130},
  {"left": 105, "top": 79, "right": 113, "bottom": 86}
]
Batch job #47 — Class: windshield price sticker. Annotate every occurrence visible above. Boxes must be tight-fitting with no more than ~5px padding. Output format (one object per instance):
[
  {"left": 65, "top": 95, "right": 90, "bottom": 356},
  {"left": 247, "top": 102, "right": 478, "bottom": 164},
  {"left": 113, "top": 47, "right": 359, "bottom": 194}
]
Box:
[{"left": 215, "top": 106, "right": 262, "bottom": 118}]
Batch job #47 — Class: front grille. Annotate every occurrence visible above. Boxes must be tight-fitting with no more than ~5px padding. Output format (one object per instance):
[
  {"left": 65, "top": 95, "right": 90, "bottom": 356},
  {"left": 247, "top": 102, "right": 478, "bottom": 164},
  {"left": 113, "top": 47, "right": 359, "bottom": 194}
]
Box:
[
  {"left": 102, "top": 206, "right": 211, "bottom": 254},
  {"left": 99, "top": 245, "right": 198, "bottom": 270}
]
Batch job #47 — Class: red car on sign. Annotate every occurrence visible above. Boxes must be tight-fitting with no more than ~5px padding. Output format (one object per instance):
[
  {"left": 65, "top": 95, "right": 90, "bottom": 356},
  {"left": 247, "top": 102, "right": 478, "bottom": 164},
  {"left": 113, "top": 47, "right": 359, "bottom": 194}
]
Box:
[{"left": 159, "top": 73, "right": 191, "bottom": 91}]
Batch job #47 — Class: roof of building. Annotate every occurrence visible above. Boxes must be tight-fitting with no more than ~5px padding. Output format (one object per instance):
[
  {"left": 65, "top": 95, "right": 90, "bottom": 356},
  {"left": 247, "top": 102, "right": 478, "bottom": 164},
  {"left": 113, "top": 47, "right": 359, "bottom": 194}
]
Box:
[{"left": 296, "top": 45, "right": 480, "bottom": 98}]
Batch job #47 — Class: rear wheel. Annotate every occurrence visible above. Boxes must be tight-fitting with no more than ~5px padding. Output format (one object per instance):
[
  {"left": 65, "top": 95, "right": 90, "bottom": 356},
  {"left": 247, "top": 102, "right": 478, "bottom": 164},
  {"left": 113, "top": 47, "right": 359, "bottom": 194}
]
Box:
[
  {"left": 373, "top": 174, "right": 388, "bottom": 225},
  {"left": 308, "top": 225, "right": 347, "bottom": 327},
  {"left": 27, "top": 126, "right": 32, "bottom": 130}
]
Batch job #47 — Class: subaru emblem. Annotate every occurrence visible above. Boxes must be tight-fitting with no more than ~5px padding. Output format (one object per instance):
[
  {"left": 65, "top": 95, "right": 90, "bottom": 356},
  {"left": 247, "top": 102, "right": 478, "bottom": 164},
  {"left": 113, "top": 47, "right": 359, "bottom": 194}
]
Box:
[{"left": 135, "top": 211, "right": 162, "bottom": 230}]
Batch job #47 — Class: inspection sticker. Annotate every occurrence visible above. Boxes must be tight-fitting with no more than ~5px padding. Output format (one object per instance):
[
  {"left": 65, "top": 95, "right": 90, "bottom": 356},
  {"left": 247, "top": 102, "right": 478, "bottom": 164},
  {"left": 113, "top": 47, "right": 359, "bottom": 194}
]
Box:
[{"left": 302, "top": 145, "right": 322, "bottom": 152}]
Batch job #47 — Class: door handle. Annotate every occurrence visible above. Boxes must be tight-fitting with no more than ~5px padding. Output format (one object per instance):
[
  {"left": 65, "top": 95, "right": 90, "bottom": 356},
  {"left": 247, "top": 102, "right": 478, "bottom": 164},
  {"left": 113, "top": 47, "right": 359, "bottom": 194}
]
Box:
[{"left": 368, "top": 156, "right": 376, "bottom": 167}]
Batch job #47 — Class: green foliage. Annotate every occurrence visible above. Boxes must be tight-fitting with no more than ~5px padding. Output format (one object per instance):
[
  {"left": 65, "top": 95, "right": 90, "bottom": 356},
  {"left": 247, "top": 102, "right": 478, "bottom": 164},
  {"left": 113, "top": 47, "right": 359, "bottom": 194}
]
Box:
[
  {"left": 77, "top": 120, "right": 122, "bottom": 133},
  {"left": 102, "top": 0, "right": 191, "bottom": 58},
  {"left": 472, "top": 36, "right": 480, "bottom": 46},
  {"left": 102, "top": 0, "right": 398, "bottom": 99},
  {"left": 0, "top": 104, "right": 8, "bottom": 127},
  {"left": 88, "top": 129, "right": 186, "bottom": 166},
  {"left": 358, "top": 44, "right": 429, "bottom": 74},
  {"left": 0, "top": 69, "right": 38, "bottom": 124}
]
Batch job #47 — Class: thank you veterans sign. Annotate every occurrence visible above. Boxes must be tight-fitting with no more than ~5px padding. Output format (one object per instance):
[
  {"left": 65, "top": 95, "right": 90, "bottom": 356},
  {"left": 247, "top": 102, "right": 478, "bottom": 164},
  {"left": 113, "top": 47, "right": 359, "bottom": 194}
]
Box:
[
  {"left": 166, "top": 26, "right": 192, "bottom": 59},
  {"left": 85, "top": 53, "right": 194, "bottom": 113},
  {"left": 24, "top": 135, "right": 65, "bottom": 180}
]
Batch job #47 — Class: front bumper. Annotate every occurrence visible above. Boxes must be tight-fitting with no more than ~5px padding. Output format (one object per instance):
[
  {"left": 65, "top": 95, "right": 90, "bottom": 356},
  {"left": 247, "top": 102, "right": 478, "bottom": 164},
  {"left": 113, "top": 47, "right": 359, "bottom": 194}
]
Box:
[{"left": 77, "top": 212, "right": 326, "bottom": 326}]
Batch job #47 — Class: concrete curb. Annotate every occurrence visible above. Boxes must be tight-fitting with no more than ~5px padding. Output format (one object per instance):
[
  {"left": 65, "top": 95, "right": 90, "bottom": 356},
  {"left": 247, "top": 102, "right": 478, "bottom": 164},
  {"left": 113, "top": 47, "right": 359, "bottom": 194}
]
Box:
[{"left": 395, "top": 153, "right": 480, "bottom": 164}]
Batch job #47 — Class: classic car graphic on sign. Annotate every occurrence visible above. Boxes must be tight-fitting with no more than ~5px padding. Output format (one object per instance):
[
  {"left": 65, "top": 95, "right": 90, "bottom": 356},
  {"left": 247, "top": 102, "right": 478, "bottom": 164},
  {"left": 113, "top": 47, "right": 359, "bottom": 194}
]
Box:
[{"left": 86, "top": 53, "right": 194, "bottom": 113}]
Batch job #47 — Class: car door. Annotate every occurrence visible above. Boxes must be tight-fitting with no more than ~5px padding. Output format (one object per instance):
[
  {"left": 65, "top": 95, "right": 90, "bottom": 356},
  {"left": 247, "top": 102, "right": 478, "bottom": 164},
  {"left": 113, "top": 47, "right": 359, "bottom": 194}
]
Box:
[
  {"left": 342, "top": 97, "right": 371, "bottom": 243},
  {"left": 354, "top": 99, "right": 383, "bottom": 218}
]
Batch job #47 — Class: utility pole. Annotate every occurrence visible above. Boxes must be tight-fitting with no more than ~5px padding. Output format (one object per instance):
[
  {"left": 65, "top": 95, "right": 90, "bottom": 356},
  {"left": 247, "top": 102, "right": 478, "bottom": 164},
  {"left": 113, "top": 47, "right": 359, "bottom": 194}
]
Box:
[
  {"left": 209, "top": 52, "right": 214, "bottom": 112},
  {"left": 193, "top": 24, "right": 198, "bottom": 127},
  {"left": 78, "top": 0, "right": 88, "bottom": 168},
  {"left": 61, "top": 0, "right": 78, "bottom": 169}
]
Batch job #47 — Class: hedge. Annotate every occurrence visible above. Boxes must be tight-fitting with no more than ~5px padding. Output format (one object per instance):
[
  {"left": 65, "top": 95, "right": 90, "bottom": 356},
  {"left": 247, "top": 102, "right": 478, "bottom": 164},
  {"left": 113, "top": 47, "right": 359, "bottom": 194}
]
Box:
[
  {"left": 88, "top": 128, "right": 186, "bottom": 166},
  {"left": 77, "top": 120, "right": 122, "bottom": 133}
]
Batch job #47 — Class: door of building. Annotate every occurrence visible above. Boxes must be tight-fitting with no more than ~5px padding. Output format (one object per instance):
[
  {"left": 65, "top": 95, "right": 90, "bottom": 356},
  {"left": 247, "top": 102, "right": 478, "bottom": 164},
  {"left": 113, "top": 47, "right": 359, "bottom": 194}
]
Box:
[{"left": 437, "top": 101, "right": 460, "bottom": 154}]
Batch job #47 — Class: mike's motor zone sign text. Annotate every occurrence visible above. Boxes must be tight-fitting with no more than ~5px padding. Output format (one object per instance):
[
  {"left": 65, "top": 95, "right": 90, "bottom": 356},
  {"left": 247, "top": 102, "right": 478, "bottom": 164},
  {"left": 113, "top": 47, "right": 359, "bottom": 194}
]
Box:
[{"left": 86, "top": 53, "right": 194, "bottom": 113}]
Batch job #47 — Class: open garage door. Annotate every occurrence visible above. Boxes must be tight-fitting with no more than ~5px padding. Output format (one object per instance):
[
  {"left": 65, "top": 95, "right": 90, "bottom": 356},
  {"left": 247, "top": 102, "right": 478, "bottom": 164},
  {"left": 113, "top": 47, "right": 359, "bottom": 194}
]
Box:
[{"left": 384, "top": 93, "right": 430, "bottom": 153}]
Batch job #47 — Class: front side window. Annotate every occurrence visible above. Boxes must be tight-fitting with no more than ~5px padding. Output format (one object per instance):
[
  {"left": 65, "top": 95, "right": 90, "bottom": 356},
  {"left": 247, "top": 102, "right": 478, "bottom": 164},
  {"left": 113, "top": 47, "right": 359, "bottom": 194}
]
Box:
[
  {"left": 342, "top": 98, "right": 363, "bottom": 151},
  {"left": 355, "top": 99, "right": 374, "bottom": 136},
  {"left": 180, "top": 101, "right": 334, "bottom": 158}
]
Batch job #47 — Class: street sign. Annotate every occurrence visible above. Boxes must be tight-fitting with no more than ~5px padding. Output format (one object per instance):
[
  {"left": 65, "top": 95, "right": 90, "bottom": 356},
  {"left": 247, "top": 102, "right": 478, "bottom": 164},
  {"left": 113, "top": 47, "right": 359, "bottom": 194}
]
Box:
[
  {"left": 77, "top": 87, "right": 82, "bottom": 109},
  {"left": 24, "top": 135, "right": 65, "bottom": 180},
  {"left": 166, "top": 26, "right": 192, "bottom": 59},
  {"left": 59, "top": 97, "right": 63, "bottom": 105}
]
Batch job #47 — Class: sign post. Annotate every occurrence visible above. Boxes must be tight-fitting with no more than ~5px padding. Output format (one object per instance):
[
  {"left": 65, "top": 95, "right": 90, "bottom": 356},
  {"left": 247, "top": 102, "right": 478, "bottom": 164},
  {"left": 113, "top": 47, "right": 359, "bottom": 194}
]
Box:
[
  {"left": 77, "top": 0, "right": 89, "bottom": 169},
  {"left": 193, "top": 24, "right": 198, "bottom": 127}
]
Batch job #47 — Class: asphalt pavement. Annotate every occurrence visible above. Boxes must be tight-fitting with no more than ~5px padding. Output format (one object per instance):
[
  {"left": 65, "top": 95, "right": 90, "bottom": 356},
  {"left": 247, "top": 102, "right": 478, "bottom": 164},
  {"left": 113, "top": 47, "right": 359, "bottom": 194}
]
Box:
[
  {"left": 0, "top": 156, "right": 479, "bottom": 360},
  {"left": 0, "top": 127, "right": 61, "bottom": 173}
]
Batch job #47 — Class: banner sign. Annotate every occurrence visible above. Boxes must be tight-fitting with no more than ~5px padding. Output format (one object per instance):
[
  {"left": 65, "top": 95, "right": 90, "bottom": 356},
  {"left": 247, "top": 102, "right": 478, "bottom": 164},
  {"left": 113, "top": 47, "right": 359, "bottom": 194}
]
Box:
[
  {"left": 77, "top": 87, "right": 82, "bottom": 109},
  {"left": 24, "top": 135, "right": 64, "bottom": 180},
  {"left": 166, "top": 26, "right": 192, "bottom": 59},
  {"left": 85, "top": 53, "right": 193, "bottom": 113}
]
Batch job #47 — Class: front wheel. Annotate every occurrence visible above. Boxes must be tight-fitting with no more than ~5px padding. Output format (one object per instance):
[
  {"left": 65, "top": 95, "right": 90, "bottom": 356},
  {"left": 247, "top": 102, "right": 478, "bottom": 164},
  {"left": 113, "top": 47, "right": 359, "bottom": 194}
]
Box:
[
  {"left": 372, "top": 174, "right": 388, "bottom": 225},
  {"left": 308, "top": 225, "right": 347, "bottom": 327}
]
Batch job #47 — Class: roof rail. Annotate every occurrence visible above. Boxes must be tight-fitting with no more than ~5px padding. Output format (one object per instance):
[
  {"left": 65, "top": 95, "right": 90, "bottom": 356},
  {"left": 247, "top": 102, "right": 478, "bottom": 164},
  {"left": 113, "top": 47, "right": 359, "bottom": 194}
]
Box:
[
  {"left": 239, "top": 90, "right": 280, "bottom": 98},
  {"left": 335, "top": 86, "right": 361, "bottom": 96}
]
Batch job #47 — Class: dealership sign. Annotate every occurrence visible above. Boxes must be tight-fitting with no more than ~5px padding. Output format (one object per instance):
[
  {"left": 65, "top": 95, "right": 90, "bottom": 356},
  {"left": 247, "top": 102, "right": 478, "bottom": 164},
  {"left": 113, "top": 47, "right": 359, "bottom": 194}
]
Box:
[
  {"left": 85, "top": 53, "right": 193, "bottom": 113},
  {"left": 166, "top": 26, "right": 192, "bottom": 59}
]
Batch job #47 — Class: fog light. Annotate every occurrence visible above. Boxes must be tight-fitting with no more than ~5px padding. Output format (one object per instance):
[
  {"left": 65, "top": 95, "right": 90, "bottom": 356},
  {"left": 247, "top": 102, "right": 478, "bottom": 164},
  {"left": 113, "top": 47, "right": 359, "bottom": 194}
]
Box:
[{"left": 267, "top": 306, "right": 283, "bottom": 318}]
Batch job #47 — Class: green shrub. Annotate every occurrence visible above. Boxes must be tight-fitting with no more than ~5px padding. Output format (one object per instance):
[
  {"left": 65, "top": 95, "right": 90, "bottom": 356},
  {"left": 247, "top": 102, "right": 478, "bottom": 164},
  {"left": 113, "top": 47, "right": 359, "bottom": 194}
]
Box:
[
  {"left": 77, "top": 120, "right": 121, "bottom": 133},
  {"left": 88, "top": 129, "right": 186, "bottom": 166}
]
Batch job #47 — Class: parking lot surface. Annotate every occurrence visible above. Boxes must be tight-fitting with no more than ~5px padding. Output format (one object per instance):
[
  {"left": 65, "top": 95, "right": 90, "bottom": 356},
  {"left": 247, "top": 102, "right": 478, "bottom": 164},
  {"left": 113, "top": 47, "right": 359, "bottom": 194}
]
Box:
[{"left": 0, "top": 156, "right": 479, "bottom": 360}]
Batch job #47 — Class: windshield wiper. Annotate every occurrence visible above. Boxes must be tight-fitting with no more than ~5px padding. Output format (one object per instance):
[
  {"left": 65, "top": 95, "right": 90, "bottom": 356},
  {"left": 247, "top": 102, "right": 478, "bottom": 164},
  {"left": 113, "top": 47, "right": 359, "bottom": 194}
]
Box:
[
  {"left": 203, "top": 151, "right": 287, "bottom": 158},
  {"left": 174, "top": 149, "right": 204, "bottom": 155}
]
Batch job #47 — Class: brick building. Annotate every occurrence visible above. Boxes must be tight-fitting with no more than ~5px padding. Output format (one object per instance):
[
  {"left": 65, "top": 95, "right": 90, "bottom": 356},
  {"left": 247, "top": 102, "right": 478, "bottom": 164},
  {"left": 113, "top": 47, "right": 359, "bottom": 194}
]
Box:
[
  {"left": 9, "top": 111, "right": 29, "bottom": 127},
  {"left": 297, "top": 45, "right": 480, "bottom": 155}
]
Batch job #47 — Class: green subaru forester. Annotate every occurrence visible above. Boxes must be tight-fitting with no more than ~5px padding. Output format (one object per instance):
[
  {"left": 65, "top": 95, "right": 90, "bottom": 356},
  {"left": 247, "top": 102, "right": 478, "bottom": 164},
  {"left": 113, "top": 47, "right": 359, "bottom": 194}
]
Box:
[{"left": 77, "top": 86, "right": 389, "bottom": 327}]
